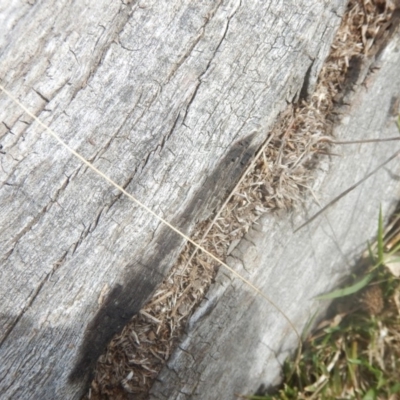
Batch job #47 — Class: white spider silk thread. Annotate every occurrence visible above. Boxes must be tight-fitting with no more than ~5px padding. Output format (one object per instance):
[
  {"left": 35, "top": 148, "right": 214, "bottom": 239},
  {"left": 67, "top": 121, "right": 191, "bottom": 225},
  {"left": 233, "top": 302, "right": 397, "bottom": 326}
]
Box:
[{"left": 0, "top": 84, "right": 300, "bottom": 341}]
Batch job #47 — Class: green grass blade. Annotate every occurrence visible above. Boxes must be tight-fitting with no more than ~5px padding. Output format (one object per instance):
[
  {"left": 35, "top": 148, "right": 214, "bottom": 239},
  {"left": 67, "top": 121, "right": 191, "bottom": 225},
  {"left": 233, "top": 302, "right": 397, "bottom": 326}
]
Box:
[
  {"left": 377, "top": 207, "right": 384, "bottom": 264},
  {"left": 301, "top": 309, "right": 320, "bottom": 341},
  {"left": 315, "top": 273, "right": 374, "bottom": 300},
  {"left": 385, "top": 255, "right": 400, "bottom": 263},
  {"left": 390, "top": 383, "right": 400, "bottom": 394},
  {"left": 362, "top": 388, "right": 376, "bottom": 400},
  {"left": 388, "top": 242, "right": 400, "bottom": 255},
  {"left": 367, "top": 241, "right": 376, "bottom": 263}
]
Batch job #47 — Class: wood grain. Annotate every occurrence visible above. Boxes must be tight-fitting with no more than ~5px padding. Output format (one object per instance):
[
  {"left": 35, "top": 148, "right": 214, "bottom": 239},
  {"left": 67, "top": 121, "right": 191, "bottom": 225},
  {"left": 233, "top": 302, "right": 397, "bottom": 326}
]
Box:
[
  {"left": 0, "top": 0, "right": 344, "bottom": 398},
  {"left": 150, "top": 32, "right": 400, "bottom": 399}
]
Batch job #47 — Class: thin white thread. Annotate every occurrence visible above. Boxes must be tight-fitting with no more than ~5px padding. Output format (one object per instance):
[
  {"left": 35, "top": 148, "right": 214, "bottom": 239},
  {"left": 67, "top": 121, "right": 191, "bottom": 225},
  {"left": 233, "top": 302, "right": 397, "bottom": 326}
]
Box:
[{"left": 0, "top": 84, "right": 300, "bottom": 341}]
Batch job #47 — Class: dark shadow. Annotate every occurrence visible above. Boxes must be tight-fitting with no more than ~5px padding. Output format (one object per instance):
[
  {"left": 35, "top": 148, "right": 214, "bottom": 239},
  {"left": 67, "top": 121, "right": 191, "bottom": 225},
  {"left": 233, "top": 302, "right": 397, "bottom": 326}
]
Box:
[{"left": 68, "top": 133, "right": 259, "bottom": 390}]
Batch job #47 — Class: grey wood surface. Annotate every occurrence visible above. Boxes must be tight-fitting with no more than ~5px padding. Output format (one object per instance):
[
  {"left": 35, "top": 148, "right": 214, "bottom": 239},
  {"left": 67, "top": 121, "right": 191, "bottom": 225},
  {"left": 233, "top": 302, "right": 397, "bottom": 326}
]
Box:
[
  {"left": 0, "top": 0, "right": 346, "bottom": 398},
  {"left": 150, "top": 32, "right": 400, "bottom": 399}
]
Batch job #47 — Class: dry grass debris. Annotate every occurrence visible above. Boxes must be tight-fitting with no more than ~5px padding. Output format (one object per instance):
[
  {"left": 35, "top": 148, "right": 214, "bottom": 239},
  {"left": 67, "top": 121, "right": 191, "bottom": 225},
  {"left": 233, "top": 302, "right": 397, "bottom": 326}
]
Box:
[
  {"left": 362, "top": 284, "right": 385, "bottom": 315},
  {"left": 86, "top": 1, "right": 398, "bottom": 398}
]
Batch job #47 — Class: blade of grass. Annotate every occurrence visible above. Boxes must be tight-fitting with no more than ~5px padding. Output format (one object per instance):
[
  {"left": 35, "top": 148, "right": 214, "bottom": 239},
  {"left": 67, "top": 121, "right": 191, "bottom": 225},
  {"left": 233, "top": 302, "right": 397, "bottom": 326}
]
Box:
[
  {"left": 390, "top": 383, "right": 400, "bottom": 394},
  {"left": 387, "top": 242, "right": 400, "bottom": 255},
  {"left": 295, "top": 151, "right": 400, "bottom": 232},
  {"left": 368, "top": 241, "right": 376, "bottom": 263},
  {"left": 301, "top": 309, "right": 320, "bottom": 341},
  {"left": 362, "top": 388, "right": 376, "bottom": 400},
  {"left": 315, "top": 273, "right": 374, "bottom": 300},
  {"left": 378, "top": 206, "right": 384, "bottom": 264}
]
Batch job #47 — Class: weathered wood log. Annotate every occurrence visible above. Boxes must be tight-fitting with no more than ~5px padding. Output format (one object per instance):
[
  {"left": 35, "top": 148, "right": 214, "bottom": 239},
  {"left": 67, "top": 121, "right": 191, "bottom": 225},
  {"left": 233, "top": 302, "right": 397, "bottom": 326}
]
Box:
[
  {"left": 149, "top": 31, "right": 400, "bottom": 399},
  {"left": 0, "top": 0, "right": 346, "bottom": 398}
]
